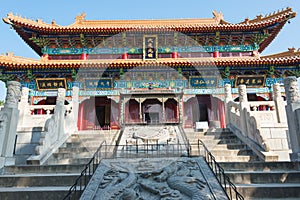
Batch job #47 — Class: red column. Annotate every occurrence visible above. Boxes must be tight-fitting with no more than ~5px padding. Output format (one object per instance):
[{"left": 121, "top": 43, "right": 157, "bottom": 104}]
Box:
[
  {"left": 213, "top": 51, "right": 220, "bottom": 58},
  {"left": 219, "top": 100, "right": 226, "bottom": 128},
  {"left": 122, "top": 53, "right": 128, "bottom": 59},
  {"left": 172, "top": 52, "right": 178, "bottom": 58},
  {"left": 78, "top": 103, "right": 85, "bottom": 130},
  {"left": 81, "top": 53, "right": 87, "bottom": 60},
  {"left": 42, "top": 54, "right": 49, "bottom": 60}
]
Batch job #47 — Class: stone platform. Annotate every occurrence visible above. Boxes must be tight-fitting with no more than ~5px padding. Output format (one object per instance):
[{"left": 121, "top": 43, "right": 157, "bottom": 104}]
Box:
[{"left": 81, "top": 157, "right": 228, "bottom": 200}]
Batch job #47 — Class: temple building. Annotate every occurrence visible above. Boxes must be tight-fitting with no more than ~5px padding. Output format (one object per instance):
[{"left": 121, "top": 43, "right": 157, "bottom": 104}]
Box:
[
  {"left": 0, "top": 7, "right": 298, "bottom": 131},
  {"left": 1, "top": 7, "right": 300, "bottom": 200}
]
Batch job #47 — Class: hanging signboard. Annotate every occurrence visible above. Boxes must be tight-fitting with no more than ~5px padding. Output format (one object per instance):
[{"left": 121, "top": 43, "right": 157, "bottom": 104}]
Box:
[
  {"left": 189, "top": 76, "right": 218, "bottom": 88},
  {"left": 143, "top": 35, "right": 158, "bottom": 60},
  {"left": 36, "top": 78, "right": 67, "bottom": 90},
  {"left": 84, "top": 78, "right": 113, "bottom": 89},
  {"left": 235, "top": 75, "right": 266, "bottom": 88}
]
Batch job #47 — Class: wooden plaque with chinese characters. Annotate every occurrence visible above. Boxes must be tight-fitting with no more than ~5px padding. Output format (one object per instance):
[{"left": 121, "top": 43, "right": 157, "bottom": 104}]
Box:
[
  {"left": 189, "top": 76, "right": 218, "bottom": 88},
  {"left": 84, "top": 78, "right": 113, "bottom": 90},
  {"left": 36, "top": 78, "right": 67, "bottom": 90},
  {"left": 235, "top": 75, "right": 266, "bottom": 88},
  {"left": 143, "top": 35, "right": 158, "bottom": 60}
]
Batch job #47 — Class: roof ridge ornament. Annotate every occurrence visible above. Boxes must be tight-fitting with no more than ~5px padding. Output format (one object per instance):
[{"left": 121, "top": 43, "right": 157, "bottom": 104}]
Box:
[
  {"left": 212, "top": 11, "right": 223, "bottom": 23},
  {"left": 288, "top": 47, "right": 296, "bottom": 52},
  {"left": 75, "top": 12, "right": 86, "bottom": 24}
]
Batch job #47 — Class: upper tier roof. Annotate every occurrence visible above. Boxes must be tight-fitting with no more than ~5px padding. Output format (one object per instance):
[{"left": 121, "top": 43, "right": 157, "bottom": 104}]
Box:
[
  {"left": 2, "top": 8, "right": 297, "bottom": 55},
  {"left": 3, "top": 8, "right": 296, "bottom": 32}
]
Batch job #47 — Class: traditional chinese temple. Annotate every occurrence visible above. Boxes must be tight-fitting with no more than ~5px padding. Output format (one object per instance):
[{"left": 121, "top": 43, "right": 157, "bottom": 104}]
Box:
[{"left": 0, "top": 8, "right": 299, "bottom": 131}]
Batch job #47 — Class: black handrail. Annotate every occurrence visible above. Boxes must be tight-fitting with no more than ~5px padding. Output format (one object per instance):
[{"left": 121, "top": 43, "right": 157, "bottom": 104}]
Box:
[
  {"left": 198, "top": 139, "right": 244, "bottom": 200},
  {"left": 62, "top": 140, "right": 107, "bottom": 200},
  {"left": 63, "top": 138, "right": 243, "bottom": 200}
]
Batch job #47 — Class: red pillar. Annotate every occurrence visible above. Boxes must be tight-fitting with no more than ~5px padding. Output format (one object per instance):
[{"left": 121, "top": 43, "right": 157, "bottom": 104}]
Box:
[
  {"left": 122, "top": 53, "right": 128, "bottom": 59},
  {"left": 78, "top": 102, "right": 85, "bottom": 130},
  {"left": 42, "top": 54, "right": 49, "bottom": 60},
  {"left": 219, "top": 100, "right": 226, "bottom": 128},
  {"left": 172, "top": 52, "right": 178, "bottom": 58},
  {"left": 213, "top": 51, "right": 220, "bottom": 58},
  {"left": 81, "top": 53, "right": 87, "bottom": 60}
]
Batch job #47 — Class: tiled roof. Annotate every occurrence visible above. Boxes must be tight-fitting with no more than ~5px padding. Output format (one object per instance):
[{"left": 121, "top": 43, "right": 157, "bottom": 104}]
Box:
[
  {"left": 3, "top": 8, "right": 295, "bottom": 33},
  {"left": 0, "top": 50, "right": 299, "bottom": 69}
]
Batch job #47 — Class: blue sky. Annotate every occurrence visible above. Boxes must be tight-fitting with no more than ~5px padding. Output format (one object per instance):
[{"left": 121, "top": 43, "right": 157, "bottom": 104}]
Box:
[{"left": 0, "top": 0, "right": 299, "bottom": 100}]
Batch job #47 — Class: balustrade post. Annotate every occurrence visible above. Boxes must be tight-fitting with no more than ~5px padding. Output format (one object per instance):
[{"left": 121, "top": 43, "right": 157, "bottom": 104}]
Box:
[
  {"left": 72, "top": 86, "right": 79, "bottom": 126},
  {"left": 284, "top": 77, "right": 300, "bottom": 161},
  {"left": 0, "top": 81, "right": 21, "bottom": 168},
  {"left": 18, "top": 87, "right": 29, "bottom": 127},
  {"left": 238, "top": 85, "right": 249, "bottom": 137},
  {"left": 56, "top": 88, "right": 66, "bottom": 139},
  {"left": 273, "top": 83, "right": 287, "bottom": 123},
  {"left": 224, "top": 84, "right": 232, "bottom": 125}
]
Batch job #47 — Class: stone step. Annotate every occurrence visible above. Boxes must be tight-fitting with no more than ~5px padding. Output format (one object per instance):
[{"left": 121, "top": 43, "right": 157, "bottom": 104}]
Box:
[
  {"left": 235, "top": 183, "right": 300, "bottom": 199},
  {"left": 0, "top": 186, "right": 79, "bottom": 200},
  {"left": 214, "top": 155, "right": 259, "bottom": 162},
  {"left": 210, "top": 149, "right": 254, "bottom": 156},
  {"left": 1, "top": 164, "right": 85, "bottom": 175},
  {"left": 226, "top": 171, "right": 300, "bottom": 184},
  {"left": 58, "top": 146, "right": 97, "bottom": 153},
  {"left": 46, "top": 158, "right": 92, "bottom": 165},
  {"left": 0, "top": 173, "right": 79, "bottom": 187},
  {"left": 211, "top": 144, "right": 249, "bottom": 150},
  {"left": 220, "top": 162, "right": 300, "bottom": 172},
  {"left": 205, "top": 131, "right": 235, "bottom": 136},
  {"left": 64, "top": 141, "right": 103, "bottom": 148},
  {"left": 51, "top": 152, "right": 93, "bottom": 160}
]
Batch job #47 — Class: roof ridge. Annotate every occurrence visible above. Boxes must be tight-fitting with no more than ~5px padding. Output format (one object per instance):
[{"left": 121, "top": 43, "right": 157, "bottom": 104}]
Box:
[{"left": 240, "top": 7, "right": 295, "bottom": 24}]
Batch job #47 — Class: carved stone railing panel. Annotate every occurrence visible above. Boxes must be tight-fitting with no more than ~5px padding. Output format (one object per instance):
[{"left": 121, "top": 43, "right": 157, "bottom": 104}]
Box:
[
  {"left": 284, "top": 76, "right": 300, "bottom": 161},
  {"left": 224, "top": 83, "right": 290, "bottom": 161}
]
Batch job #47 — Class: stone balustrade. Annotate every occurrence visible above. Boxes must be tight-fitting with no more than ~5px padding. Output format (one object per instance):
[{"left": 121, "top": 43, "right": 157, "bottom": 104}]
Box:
[
  {"left": 225, "top": 83, "right": 290, "bottom": 161},
  {"left": 26, "top": 88, "right": 78, "bottom": 165},
  {"left": 284, "top": 76, "right": 300, "bottom": 161}
]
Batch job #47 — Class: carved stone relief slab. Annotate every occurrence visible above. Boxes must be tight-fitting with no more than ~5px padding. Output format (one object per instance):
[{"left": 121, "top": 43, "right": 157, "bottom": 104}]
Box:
[{"left": 81, "top": 157, "right": 228, "bottom": 200}]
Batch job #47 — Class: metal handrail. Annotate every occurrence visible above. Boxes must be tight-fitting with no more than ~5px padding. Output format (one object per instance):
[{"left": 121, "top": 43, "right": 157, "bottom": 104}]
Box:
[
  {"left": 198, "top": 139, "right": 244, "bottom": 200},
  {"left": 63, "top": 138, "right": 243, "bottom": 200},
  {"left": 62, "top": 140, "right": 107, "bottom": 200}
]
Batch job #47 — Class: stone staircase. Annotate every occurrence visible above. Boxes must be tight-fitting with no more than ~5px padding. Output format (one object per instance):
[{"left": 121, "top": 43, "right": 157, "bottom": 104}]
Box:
[
  {"left": 46, "top": 130, "right": 119, "bottom": 165},
  {"left": 185, "top": 128, "right": 260, "bottom": 162},
  {"left": 0, "top": 164, "right": 84, "bottom": 200},
  {"left": 220, "top": 161, "right": 300, "bottom": 199},
  {"left": 185, "top": 128, "right": 300, "bottom": 199},
  {"left": 14, "top": 127, "right": 44, "bottom": 165},
  {"left": 0, "top": 130, "right": 120, "bottom": 200}
]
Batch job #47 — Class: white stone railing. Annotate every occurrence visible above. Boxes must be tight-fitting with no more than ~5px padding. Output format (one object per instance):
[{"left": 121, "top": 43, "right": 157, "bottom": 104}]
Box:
[
  {"left": 26, "top": 88, "right": 79, "bottom": 165},
  {"left": 225, "top": 84, "right": 290, "bottom": 161},
  {"left": 29, "top": 105, "right": 55, "bottom": 115},
  {"left": 228, "top": 101, "right": 241, "bottom": 128},
  {"left": 248, "top": 101, "right": 276, "bottom": 111},
  {"left": 284, "top": 76, "right": 300, "bottom": 161}
]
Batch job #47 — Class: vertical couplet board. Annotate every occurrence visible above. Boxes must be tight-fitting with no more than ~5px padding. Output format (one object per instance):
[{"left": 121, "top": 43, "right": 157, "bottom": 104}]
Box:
[{"left": 143, "top": 35, "right": 158, "bottom": 60}]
